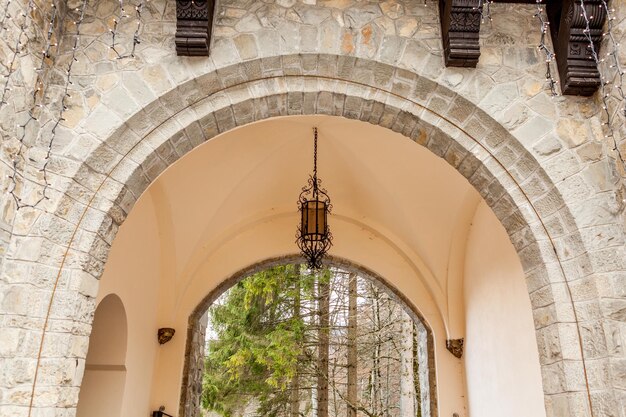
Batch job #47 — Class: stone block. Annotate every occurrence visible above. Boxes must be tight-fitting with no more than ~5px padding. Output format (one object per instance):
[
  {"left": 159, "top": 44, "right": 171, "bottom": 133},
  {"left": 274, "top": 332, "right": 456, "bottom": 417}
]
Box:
[
  {"left": 0, "top": 328, "right": 22, "bottom": 357},
  {"left": 234, "top": 33, "right": 259, "bottom": 60}
]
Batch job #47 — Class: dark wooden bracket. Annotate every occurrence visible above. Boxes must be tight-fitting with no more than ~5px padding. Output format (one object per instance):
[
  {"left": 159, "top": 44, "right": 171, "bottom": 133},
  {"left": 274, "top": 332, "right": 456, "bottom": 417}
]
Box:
[
  {"left": 439, "top": 0, "right": 482, "bottom": 67},
  {"left": 175, "top": 0, "right": 214, "bottom": 56},
  {"left": 547, "top": 0, "right": 607, "bottom": 95},
  {"left": 436, "top": 0, "right": 609, "bottom": 96}
]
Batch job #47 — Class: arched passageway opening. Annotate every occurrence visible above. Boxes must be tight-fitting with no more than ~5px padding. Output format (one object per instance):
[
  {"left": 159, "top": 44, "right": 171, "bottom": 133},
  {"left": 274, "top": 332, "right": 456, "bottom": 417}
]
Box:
[
  {"left": 88, "top": 115, "right": 547, "bottom": 417},
  {"left": 192, "top": 263, "right": 435, "bottom": 417},
  {"left": 76, "top": 294, "right": 128, "bottom": 417}
]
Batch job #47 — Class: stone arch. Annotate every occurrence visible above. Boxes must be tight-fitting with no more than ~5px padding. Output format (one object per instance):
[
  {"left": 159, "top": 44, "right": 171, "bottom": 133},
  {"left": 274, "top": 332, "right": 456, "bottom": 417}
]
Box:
[
  {"left": 76, "top": 293, "right": 128, "bottom": 417},
  {"left": 180, "top": 255, "right": 438, "bottom": 417},
  {"left": 25, "top": 54, "right": 604, "bottom": 417}
]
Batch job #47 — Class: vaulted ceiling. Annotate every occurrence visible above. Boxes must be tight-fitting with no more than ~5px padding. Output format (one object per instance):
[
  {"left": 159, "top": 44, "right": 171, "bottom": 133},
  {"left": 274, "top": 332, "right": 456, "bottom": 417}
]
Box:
[{"left": 118, "top": 115, "right": 482, "bottom": 338}]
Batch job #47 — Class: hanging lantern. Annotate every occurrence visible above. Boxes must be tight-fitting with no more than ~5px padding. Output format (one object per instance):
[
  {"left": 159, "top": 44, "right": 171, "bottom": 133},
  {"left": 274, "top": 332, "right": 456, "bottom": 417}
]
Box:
[{"left": 297, "top": 127, "right": 332, "bottom": 270}]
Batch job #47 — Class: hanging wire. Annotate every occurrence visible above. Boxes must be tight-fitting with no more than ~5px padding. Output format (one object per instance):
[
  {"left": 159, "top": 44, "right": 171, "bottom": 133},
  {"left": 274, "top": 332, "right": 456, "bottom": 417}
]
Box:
[
  {"left": 7, "top": 1, "right": 58, "bottom": 208},
  {"left": 474, "top": 0, "right": 493, "bottom": 24},
  {"left": 110, "top": 0, "right": 145, "bottom": 59},
  {"left": 109, "top": 0, "right": 128, "bottom": 57},
  {"left": 534, "top": 0, "right": 558, "bottom": 96},
  {"left": 8, "top": 0, "right": 87, "bottom": 209},
  {"left": 129, "top": 0, "right": 145, "bottom": 57},
  {"left": 0, "top": 0, "right": 35, "bottom": 108},
  {"left": 312, "top": 127, "right": 318, "bottom": 184},
  {"left": 0, "top": 0, "right": 13, "bottom": 32},
  {"left": 599, "top": 0, "right": 625, "bottom": 118},
  {"left": 579, "top": 0, "right": 626, "bottom": 171},
  {"left": 31, "top": 2, "right": 58, "bottom": 113},
  {"left": 25, "top": 1, "right": 58, "bottom": 116},
  {"left": 38, "top": 0, "right": 88, "bottom": 203}
]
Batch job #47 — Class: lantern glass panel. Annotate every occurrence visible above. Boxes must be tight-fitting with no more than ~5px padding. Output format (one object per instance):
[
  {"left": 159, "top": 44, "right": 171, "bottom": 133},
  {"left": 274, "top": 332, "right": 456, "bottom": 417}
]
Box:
[
  {"left": 317, "top": 202, "right": 326, "bottom": 234},
  {"left": 303, "top": 200, "right": 326, "bottom": 240},
  {"left": 301, "top": 203, "right": 307, "bottom": 237}
]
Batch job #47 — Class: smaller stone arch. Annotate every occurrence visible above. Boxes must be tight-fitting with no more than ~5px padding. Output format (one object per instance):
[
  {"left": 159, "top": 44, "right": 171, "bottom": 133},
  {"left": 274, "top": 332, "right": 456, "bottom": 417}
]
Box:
[
  {"left": 180, "top": 255, "right": 438, "bottom": 417},
  {"left": 76, "top": 293, "right": 128, "bottom": 417}
]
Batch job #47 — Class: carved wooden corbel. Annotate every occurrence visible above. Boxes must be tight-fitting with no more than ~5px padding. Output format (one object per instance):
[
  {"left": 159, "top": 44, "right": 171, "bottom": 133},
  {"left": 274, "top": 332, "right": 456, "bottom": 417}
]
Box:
[
  {"left": 439, "top": 0, "right": 481, "bottom": 67},
  {"left": 548, "top": 0, "right": 607, "bottom": 95},
  {"left": 175, "top": 0, "right": 214, "bottom": 56}
]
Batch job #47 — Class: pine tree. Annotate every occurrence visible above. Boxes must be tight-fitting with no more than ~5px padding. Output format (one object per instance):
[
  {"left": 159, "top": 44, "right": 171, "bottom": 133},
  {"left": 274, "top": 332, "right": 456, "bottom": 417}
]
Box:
[
  {"left": 202, "top": 266, "right": 426, "bottom": 417},
  {"left": 203, "top": 265, "right": 312, "bottom": 416}
]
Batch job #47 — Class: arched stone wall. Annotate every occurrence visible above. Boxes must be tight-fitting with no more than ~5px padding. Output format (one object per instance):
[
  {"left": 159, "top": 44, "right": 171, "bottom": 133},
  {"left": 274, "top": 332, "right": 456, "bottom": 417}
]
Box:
[
  {"left": 5, "top": 54, "right": 614, "bottom": 417},
  {"left": 180, "top": 255, "right": 437, "bottom": 417},
  {"left": 0, "top": 0, "right": 624, "bottom": 415}
]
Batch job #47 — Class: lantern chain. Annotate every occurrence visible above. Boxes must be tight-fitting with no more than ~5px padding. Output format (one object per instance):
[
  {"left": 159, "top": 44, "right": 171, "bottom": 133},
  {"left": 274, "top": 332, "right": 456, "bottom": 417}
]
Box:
[
  {"left": 313, "top": 127, "right": 318, "bottom": 181},
  {"left": 579, "top": 0, "right": 626, "bottom": 171}
]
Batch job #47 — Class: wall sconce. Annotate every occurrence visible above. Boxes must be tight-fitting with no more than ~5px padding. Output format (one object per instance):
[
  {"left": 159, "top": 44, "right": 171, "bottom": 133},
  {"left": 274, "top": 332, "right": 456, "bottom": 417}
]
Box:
[
  {"left": 158, "top": 328, "right": 175, "bottom": 345},
  {"left": 446, "top": 338, "right": 464, "bottom": 358},
  {"left": 152, "top": 406, "right": 174, "bottom": 417}
]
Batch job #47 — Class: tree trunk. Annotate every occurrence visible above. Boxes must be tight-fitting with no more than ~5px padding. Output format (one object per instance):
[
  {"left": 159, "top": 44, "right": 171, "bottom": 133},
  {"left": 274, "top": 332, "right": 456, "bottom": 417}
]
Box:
[
  {"left": 347, "top": 273, "right": 358, "bottom": 417},
  {"left": 291, "top": 271, "right": 301, "bottom": 417},
  {"left": 399, "top": 313, "right": 415, "bottom": 417},
  {"left": 312, "top": 384, "right": 318, "bottom": 417},
  {"left": 317, "top": 273, "right": 330, "bottom": 417},
  {"left": 413, "top": 325, "right": 422, "bottom": 417},
  {"left": 370, "top": 285, "right": 382, "bottom": 415}
]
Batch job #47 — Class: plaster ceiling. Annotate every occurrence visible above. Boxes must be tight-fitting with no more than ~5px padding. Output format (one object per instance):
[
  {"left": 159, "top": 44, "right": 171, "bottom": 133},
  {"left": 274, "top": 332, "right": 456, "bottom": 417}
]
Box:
[{"left": 142, "top": 115, "right": 481, "bottom": 314}]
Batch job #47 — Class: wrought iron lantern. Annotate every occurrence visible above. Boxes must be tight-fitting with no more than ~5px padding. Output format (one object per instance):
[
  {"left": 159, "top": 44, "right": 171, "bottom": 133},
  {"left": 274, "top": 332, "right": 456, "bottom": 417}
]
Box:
[{"left": 297, "top": 127, "right": 332, "bottom": 270}]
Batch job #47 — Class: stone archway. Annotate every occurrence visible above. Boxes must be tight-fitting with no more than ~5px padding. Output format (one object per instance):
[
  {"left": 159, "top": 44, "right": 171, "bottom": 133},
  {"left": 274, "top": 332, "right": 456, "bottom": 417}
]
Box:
[
  {"left": 10, "top": 54, "right": 612, "bottom": 417},
  {"left": 180, "top": 255, "right": 439, "bottom": 417}
]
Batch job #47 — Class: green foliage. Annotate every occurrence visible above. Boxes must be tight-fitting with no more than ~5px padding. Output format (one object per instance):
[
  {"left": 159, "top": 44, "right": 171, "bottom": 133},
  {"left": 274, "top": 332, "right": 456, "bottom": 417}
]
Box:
[{"left": 203, "top": 265, "right": 320, "bottom": 416}]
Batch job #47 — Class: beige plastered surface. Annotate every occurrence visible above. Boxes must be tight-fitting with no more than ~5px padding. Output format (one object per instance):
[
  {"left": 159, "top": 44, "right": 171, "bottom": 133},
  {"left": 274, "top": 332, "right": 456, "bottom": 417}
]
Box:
[{"left": 91, "top": 115, "right": 545, "bottom": 417}]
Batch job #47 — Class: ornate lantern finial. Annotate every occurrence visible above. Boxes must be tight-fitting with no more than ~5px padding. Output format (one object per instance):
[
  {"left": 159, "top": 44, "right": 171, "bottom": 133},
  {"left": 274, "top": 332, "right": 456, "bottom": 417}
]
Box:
[{"left": 296, "top": 127, "right": 332, "bottom": 270}]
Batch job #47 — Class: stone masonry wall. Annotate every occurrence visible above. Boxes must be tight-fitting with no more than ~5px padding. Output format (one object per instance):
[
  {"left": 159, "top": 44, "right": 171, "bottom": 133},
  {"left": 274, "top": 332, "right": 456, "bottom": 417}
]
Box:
[
  {"left": 416, "top": 321, "right": 431, "bottom": 417},
  {"left": 0, "top": 0, "right": 624, "bottom": 417},
  {"left": 0, "top": 0, "right": 67, "bottom": 268},
  {"left": 181, "top": 312, "right": 208, "bottom": 417}
]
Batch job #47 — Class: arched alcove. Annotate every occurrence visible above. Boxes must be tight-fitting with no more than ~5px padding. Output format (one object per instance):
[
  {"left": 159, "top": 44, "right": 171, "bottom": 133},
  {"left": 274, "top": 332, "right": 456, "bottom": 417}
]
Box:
[{"left": 76, "top": 293, "right": 128, "bottom": 417}]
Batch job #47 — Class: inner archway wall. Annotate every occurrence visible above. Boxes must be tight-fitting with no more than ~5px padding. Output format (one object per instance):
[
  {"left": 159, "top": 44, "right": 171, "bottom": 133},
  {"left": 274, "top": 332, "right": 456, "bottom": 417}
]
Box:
[{"left": 0, "top": 1, "right": 624, "bottom": 417}]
